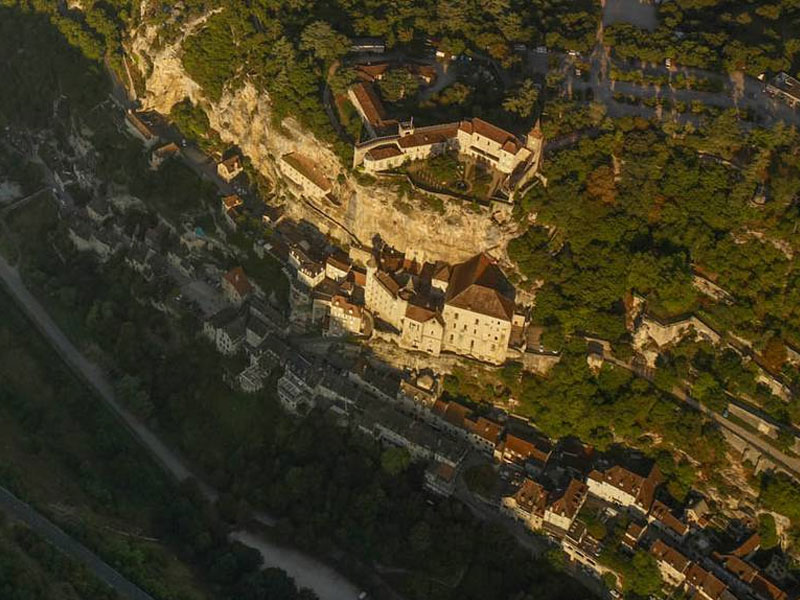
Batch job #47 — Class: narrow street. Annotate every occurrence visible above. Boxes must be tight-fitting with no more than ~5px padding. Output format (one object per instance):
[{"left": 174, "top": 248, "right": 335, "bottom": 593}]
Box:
[{"left": 0, "top": 485, "right": 156, "bottom": 600}]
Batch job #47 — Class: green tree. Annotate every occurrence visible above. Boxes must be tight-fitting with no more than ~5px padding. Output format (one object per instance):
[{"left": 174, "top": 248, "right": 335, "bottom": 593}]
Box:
[
  {"left": 377, "top": 69, "right": 420, "bottom": 102},
  {"left": 758, "top": 513, "right": 780, "bottom": 549},
  {"left": 502, "top": 79, "right": 540, "bottom": 118},
  {"left": 300, "top": 21, "right": 350, "bottom": 64},
  {"left": 380, "top": 446, "right": 411, "bottom": 476}
]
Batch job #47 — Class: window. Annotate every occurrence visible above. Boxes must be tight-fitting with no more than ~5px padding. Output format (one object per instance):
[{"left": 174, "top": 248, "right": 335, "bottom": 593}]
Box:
[{"left": 475, "top": 318, "right": 479, "bottom": 325}]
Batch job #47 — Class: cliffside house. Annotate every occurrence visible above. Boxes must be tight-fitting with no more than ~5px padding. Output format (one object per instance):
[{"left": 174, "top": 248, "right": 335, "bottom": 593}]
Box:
[
  {"left": 281, "top": 152, "right": 333, "bottom": 201},
  {"left": 150, "top": 142, "right": 180, "bottom": 170},
  {"left": 124, "top": 111, "right": 158, "bottom": 148},
  {"left": 217, "top": 154, "right": 244, "bottom": 182}
]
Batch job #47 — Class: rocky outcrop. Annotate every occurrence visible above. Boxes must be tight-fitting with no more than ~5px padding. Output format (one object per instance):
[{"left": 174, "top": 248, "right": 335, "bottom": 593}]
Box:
[{"left": 129, "top": 20, "right": 518, "bottom": 263}]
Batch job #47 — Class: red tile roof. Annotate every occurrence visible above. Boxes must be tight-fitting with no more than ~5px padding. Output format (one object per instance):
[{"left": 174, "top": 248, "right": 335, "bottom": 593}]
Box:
[
  {"left": 405, "top": 303, "right": 439, "bottom": 324},
  {"left": 515, "top": 478, "right": 548, "bottom": 515},
  {"left": 588, "top": 464, "right": 662, "bottom": 511},
  {"left": 502, "top": 433, "right": 551, "bottom": 464},
  {"left": 365, "top": 143, "right": 403, "bottom": 161},
  {"left": 445, "top": 253, "right": 515, "bottom": 321},
  {"left": 223, "top": 266, "right": 253, "bottom": 298},
  {"left": 468, "top": 417, "right": 502, "bottom": 445},
  {"left": 397, "top": 123, "right": 459, "bottom": 149},
  {"left": 548, "top": 479, "right": 588, "bottom": 520},
  {"left": 432, "top": 400, "right": 471, "bottom": 429},
  {"left": 282, "top": 152, "right": 332, "bottom": 192},
  {"left": 459, "top": 117, "right": 521, "bottom": 153},
  {"left": 350, "top": 82, "right": 389, "bottom": 126},
  {"left": 650, "top": 500, "right": 689, "bottom": 537},
  {"left": 651, "top": 539, "right": 690, "bottom": 573},
  {"left": 685, "top": 564, "right": 729, "bottom": 600}
]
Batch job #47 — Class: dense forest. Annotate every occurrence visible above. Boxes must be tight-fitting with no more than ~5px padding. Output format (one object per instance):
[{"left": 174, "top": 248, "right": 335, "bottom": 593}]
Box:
[{"left": 510, "top": 114, "right": 800, "bottom": 375}]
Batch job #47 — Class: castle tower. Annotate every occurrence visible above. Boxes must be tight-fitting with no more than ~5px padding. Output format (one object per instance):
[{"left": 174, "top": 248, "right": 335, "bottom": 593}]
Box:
[
  {"left": 526, "top": 118, "right": 544, "bottom": 153},
  {"left": 398, "top": 117, "right": 415, "bottom": 137}
]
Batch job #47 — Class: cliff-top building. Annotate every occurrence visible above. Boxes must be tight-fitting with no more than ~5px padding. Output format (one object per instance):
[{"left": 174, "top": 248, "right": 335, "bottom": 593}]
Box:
[{"left": 353, "top": 116, "right": 543, "bottom": 201}]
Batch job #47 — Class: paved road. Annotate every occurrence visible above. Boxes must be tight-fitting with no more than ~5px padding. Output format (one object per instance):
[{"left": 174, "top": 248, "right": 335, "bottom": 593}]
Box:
[
  {"left": 0, "top": 485, "right": 155, "bottom": 600},
  {"left": 600, "top": 354, "right": 800, "bottom": 479},
  {"left": 0, "top": 253, "right": 204, "bottom": 493}
]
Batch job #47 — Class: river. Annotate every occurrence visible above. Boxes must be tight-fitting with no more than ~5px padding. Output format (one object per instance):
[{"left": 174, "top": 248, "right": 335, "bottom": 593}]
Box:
[{"left": 231, "top": 531, "right": 362, "bottom": 600}]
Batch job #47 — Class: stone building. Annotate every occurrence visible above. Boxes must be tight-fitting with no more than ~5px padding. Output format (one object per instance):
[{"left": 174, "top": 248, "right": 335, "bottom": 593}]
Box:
[
  {"left": 586, "top": 463, "right": 662, "bottom": 515},
  {"left": 327, "top": 295, "right": 364, "bottom": 337},
  {"left": 440, "top": 253, "right": 516, "bottom": 365},
  {"left": 217, "top": 154, "right": 243, "bottom": 182},
  {"left": 221, "top": 266, "right": 253, "bottom": 306},
  {"left": 364, "top": 250, "right": 518, "bottom": 365},
  {"left": 353, "top": 117, "right": 544, "bottom": 201},
  {"left": 281, "top": 152, "right": 333, "bottom": 201},
  {"left": 543, "top": 479, "right": 588, "bottom": 534}
]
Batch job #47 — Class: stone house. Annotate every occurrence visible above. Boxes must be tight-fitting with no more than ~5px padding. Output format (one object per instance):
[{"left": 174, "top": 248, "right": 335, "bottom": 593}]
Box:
[
  {"left": 327, "top": 295, "right": 364, "bottom": 337},
  {"left": 502, "top": 478, "right": 549, "bottom": 531},
  {"left": 495, "top": 433, "right": 552, "bottom": 473},
  {"left": 222, "top": 266, "right": 253, "bottom": 306},
  {"left": 440, "top": 253, "right": 516, "bottom": 365},
  {"left": 399, "top": 304, "right": 444, "bottom": 356},
  {"left": 586, "top": 464, "right": 662, "bottom": 515},
  {"left": 649, "top": 499, "right": 690, "bottom": 542},
  {"left": 543, "top": 479, "right": 588, "bottom": 534},
  {"left": 280, "top": 152, "right": 333, "bottom": 201},
  {"left": 466, "top": 416, "right": 503, "bottom": 455},
  {"left": 217, "top": 154, "right": 243, "bottom": 182},
  {"left": 651, "top": 539, "right": 690, "bottom": 587}
]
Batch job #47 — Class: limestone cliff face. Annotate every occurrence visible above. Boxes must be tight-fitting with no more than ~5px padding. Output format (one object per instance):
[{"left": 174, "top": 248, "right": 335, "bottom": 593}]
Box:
[{"left": 129, "top": 22, "right": 518, "bottom": 263}]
